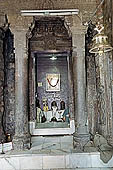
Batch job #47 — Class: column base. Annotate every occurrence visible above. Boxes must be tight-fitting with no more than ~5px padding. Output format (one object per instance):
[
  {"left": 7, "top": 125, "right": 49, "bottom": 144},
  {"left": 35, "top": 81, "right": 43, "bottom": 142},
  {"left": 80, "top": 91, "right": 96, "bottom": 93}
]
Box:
[
  {"left": 13, "top": 134, "right": 31, "bottom": 150},
  {"left": 73, "top": 127, "right": 90, "bottom": 151}
]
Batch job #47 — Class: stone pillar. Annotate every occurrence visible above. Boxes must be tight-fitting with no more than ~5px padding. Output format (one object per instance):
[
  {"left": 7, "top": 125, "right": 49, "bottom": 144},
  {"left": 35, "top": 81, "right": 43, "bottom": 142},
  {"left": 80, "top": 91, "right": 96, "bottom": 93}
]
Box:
[
  {"left": 4, "top": 28, "right": 15, "bottom": 136},
  {"left": 67, "top": 54, "right": 75, "bottom": 120},
  {"left": 0, "top": 28, "right": 5, "bottom": 142},
  {"left": 12, "top": 28, "right": 31, "bottom": 150},
  {"left": 29, "top": 52, "right": 36, "bottom": 121},
  {"left": 72, "top": 29, "right": 89, "bottom": 149},
  {"left": 86, "top": 54, "right": 97, "bottom": 135},
  {"left": 0, "top": 14, "right": 7, "bottom": 142}
]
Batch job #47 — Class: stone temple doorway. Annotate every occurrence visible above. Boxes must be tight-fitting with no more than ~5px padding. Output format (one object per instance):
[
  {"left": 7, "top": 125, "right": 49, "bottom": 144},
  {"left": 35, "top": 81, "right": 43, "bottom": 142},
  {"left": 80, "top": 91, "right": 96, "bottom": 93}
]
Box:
[{"left": 28, "top": 17, "right": 75, "bottom": 135}]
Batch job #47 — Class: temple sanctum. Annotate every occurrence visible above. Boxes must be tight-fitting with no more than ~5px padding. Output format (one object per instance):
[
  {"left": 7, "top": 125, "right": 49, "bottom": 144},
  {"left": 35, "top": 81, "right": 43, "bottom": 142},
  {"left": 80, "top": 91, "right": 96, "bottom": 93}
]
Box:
[{"left": 0, "top": 0, "right": 113, "bottom": 169}]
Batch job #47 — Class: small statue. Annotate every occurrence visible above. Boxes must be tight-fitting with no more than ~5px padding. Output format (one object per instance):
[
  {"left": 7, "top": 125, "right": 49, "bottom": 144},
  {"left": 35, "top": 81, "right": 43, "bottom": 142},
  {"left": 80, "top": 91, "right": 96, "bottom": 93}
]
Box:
[
  {"left": 43, "top": 99, "right": 48, "bottom": 112},
  {"left": 41, "top": 113, "right": 47, "bottom": 123},
  {"left": 36, "top": 99, "right": 42, "bottom": 123},
  {"left": 42, "top": 99, "right": 48, "bottom": 120},
  {"left": 51, "top": 101, "right": 57, "bottom": 117},
  {"left": 60, "top": 101, "right": 65, "bottom": 110},
  {"left": 62, "top": 108, "right": 70, "bottom": 123}
]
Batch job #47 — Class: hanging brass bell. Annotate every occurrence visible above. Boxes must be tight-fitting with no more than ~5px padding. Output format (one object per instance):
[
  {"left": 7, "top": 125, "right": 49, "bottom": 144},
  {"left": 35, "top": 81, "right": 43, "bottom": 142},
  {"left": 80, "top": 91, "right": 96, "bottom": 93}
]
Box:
[{"left": 89, "top": 32, "right": 113, "bottom": 55}]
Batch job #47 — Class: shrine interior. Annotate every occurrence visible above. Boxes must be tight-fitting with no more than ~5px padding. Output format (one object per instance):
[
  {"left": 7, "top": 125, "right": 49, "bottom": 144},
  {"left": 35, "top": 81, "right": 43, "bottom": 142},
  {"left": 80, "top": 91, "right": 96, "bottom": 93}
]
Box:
[{"left": 35, "top": 52, "right": 70, "bottom": 128}]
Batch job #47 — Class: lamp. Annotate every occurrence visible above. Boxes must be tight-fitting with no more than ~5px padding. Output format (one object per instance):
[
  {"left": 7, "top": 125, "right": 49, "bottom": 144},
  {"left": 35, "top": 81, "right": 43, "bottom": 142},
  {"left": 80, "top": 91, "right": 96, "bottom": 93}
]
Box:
[
  {"left": 21, "top": 9, "right": 79, "bottom": 16},
  {"left": 50, "top": 54, "right": 57, "bottom": 60},
  {"left": 89, "top": 23, "right": 113, "bottom": 55}
]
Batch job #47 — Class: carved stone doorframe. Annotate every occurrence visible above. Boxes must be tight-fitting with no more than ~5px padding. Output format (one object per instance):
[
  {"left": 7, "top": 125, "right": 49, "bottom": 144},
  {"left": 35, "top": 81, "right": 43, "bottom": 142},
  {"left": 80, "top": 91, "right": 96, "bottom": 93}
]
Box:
[
  {"left": 28, "top": 16, "right": 75, "bottom": 135},
  {"left": 28, "top": 15, "right": 89, "bottom": 144}
]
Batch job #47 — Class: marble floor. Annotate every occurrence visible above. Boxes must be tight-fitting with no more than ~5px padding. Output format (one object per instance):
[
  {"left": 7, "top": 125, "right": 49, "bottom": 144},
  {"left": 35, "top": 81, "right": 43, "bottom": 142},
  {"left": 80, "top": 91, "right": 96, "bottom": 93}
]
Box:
[
  {"left": 0, "top": 136, "right": 113, "bottom": 170},
  {"left": 30, "top": 135, "right": 73, "bottom": 154}
]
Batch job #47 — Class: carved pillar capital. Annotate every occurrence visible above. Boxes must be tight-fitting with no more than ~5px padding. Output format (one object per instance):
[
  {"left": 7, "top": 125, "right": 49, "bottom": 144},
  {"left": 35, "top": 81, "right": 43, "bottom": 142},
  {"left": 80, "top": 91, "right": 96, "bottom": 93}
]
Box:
[{"left": 8, "top": 14, "right": 33, "bottom": 31}]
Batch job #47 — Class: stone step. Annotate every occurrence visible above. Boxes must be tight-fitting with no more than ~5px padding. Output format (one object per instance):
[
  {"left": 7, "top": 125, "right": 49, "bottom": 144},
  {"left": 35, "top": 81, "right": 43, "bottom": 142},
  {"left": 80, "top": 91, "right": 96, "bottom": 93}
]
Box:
[{"left": 0, "top": 152, "right": 113, "bottom": 170}]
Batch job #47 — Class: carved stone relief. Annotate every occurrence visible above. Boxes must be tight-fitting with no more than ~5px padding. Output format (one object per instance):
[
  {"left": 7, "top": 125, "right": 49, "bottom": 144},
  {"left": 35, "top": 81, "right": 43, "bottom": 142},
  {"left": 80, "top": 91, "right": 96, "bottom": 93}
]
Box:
[{"left": 30, "top": 17, "right": 71, "bottom": 51}]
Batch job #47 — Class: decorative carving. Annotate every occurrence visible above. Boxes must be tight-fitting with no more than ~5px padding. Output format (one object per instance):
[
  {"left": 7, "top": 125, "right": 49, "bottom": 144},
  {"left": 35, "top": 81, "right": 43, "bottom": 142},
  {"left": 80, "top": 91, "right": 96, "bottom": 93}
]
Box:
[
  {"left": 32, "top": 17, "right": 69, "bottom": 37},
  {"left": 44, "top": 35, "right": 56, "bottom": 50},
  {"left": 30, "top": 17, "right": 71, "bottom": 51}
]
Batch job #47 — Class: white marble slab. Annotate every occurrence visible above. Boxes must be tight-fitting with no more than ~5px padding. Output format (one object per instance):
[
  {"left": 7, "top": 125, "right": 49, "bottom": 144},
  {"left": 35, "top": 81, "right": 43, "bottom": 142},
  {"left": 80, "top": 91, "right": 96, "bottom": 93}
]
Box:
[
  {"left": 43, "top": 155, "right": 65, "bottom": 169},
  {"left": 19, "top": 155, "right": 43, "bottom": 169},
  {"left": 29, "top": 120, "right": 75, "bottom": 136},
  {"left": 0, "top": 152, "right": 113, "bottom": 170},
  {"left": 66, "top": 153, "right": 92, "bottom": 168},
  {"left": 0, "top": 157, "right": 20, "bottom": 170}
]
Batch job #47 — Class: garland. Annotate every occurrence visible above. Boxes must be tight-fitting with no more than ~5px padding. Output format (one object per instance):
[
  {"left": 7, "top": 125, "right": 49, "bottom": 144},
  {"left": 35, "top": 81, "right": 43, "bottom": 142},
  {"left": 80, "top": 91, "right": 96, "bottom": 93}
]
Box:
[{"left": 47, "top": 77, "right": 59, "bottom": 87}]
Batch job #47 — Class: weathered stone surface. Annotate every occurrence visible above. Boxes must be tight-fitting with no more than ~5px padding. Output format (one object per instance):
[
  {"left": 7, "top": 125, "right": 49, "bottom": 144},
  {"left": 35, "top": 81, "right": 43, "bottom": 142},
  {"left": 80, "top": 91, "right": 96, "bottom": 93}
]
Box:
[
  {"left": 30, "top": 17, "right": 71, "bottom": 52},
  {"left": 4, "top": 28, "right": 15, "bottom": 137},
  {"left": 86, "top": 54, "right": 97, "bottom": 135},
  {"left": 85, "top": 23, "right": 98, "bottom": 135},
  {"left": 0, "top": 28, "right": 5, "bottom": 142},
  {"left": 12, "top": 28, "right": 31, "bottom": 150},
  {"left": 0, "top": 0, "right": 97, "bottom": 30},
  {"left": 72, "top": 32, "right": 89, "bottom": 149}
]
